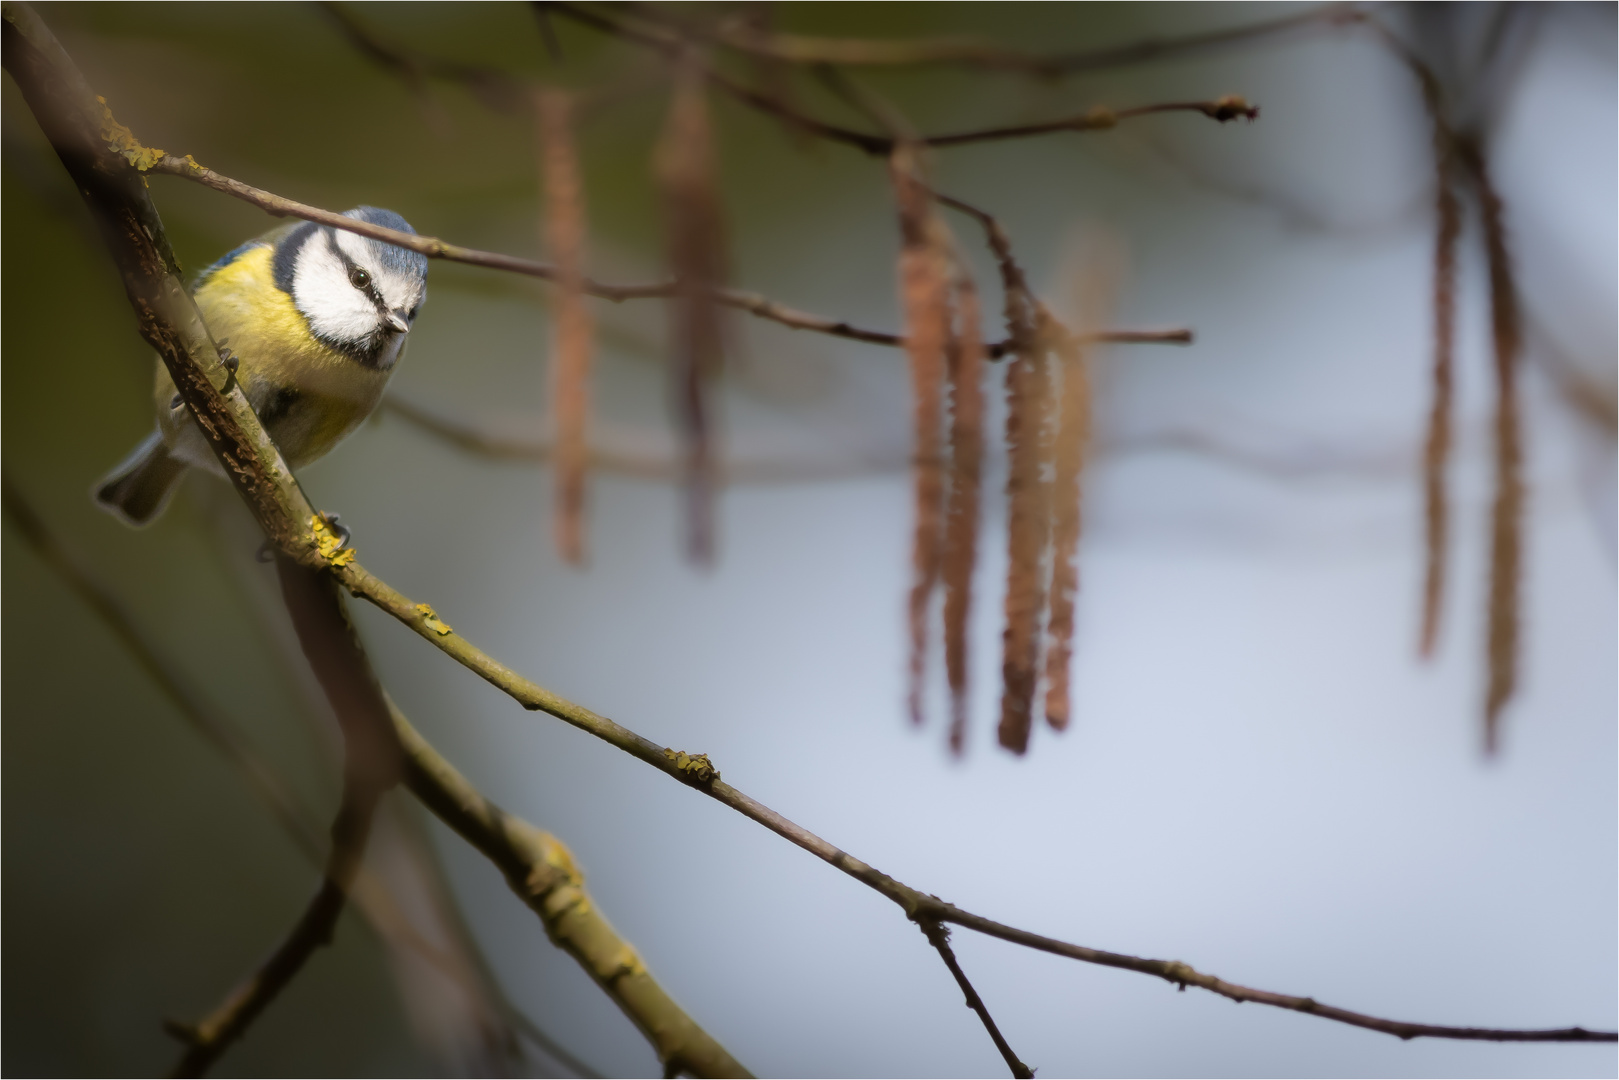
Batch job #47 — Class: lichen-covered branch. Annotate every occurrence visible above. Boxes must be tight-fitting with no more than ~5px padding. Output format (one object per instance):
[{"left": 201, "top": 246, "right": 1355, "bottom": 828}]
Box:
[
  {"left": 392, "top": 705, "right": 751, "bottom": 1079},
  {"left": 2, "top": 473, "right": 571, "bottom": 1076},
  {"left": 8, "top": 0, "right": 1611, "bottom": 1062},
  {"left": 3, "top": 7, "right": 744, "bottom": 1076},
  {"left": 322, "top": 558, "right": 1617, "bottom": 1046}
]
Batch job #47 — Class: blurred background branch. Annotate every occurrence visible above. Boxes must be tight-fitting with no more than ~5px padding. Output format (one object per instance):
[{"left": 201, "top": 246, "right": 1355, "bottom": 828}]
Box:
[{"left": 3, "top": 0, "right": 1613, "bottom": 1076}]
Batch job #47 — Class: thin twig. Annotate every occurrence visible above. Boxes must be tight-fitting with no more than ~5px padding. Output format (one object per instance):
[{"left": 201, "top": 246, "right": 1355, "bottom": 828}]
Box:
[
  {"left": 391, "top": 703, "right": 751, "bottom": 1079},
  {"left": 145, "top": 153, "right": 1186, "bottom": 358},
  {"left": 917, "top": 920, "right": 1034, "bottom": 1079},
  {"left": 0, "top": 12, "right": 747, "bottom": 1074},
  {"left": 3, "top": 473, "right": 574, "bottom": 1076},
  {"left": 920, "top": 97, "right": 1258, "bottom": 148},
  {"left": 0, "top": 471, "right": 324, "bottom": 860},
  {"left": 380, "top": 394, "right": 907, "bottom": 484},
  {"left": 10, "top": 0, "right": 1610, "bottom": 1057},
  {"left": 167, "top": 545, "right": 408, "bottom": 1077},
  {"left": 616, "top": 1, "right": 1361, "bottom": 75},
  {"left": 327, "top": 543, "right": 1618, "bottom": 1046},
  {"left": 319, "top": 0, "right": 530, "bottom": 113},
  {"left": 545, "top": 2, "right": 1260, "bottom": 153},
  {"left": 168, "top": 792, "right": 375, "bottom": 1077}
]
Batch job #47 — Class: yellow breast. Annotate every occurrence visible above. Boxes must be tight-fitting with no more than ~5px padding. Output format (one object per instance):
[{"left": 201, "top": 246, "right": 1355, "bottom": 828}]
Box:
[{"left": 153, "top": 244, "right": 392, "bottom": 467}]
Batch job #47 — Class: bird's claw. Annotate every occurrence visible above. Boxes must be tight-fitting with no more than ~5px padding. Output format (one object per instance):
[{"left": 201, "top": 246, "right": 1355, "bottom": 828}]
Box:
[
  {"left": 320, "top": 513, "right": 352, "bottom": 547},
  {"left": 217, "top": 341, "right": 240, "bottom": 395}
]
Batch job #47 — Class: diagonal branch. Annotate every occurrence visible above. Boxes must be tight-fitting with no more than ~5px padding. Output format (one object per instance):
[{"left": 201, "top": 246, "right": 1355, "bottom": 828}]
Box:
[
  {"left": 390, "top": 702, "right": 750, "bottom": 1079},
  {"left": 167, "top": 789, "right": 376, "bottom": 1077},
  {"left": 1, "top": 473, "right": 579, "bottom": 1076},
  {"left": 9, "top": 0, "right": 1611, "bottom": 1059},
  {"left": 329, "top": 556, "right": 1618, "bottom": 1046},
  {"left": 0, "top": 471, "right": 324, "bottom": 862},
  {"left": 0, "top": 473, "right": 702, "bottom": 1080},
  {"left": 2, "top": 8, "right": 746, "bottom": 1076},
  {"left": 917, "top": 919, "right": 1033, "bottom": 1079}
]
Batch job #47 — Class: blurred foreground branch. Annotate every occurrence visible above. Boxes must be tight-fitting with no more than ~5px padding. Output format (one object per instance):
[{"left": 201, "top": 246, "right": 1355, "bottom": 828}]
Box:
[
  {"left": 7, "top": 2, "right": 1613, "bottom": 1073},
  {"left": 0, "top": 473, "right": 580, "bottom": 1076},
  {"left": 2, "top": 6, "right": 745, "bottom": 1076}
]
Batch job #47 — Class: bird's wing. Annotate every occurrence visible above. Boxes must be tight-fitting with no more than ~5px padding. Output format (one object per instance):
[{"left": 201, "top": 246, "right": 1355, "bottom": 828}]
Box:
[{"left": 189, "top": 220, "right": 305, "bottom": 292}]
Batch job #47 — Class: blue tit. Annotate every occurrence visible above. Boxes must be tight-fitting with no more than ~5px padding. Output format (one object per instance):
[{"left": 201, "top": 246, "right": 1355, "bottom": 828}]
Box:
[{"left": 94, "top": 206, "right": 429, "bottom": 526}]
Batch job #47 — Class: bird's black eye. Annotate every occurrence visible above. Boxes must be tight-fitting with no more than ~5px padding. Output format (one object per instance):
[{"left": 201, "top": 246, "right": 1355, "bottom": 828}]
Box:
[{"left": 348, "top": 267, "right": 371, "bottom": 290}]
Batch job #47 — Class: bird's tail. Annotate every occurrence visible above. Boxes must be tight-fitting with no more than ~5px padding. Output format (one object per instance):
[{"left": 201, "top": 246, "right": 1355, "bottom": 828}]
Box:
[{"left": 93, "top": 431, "right": 188, "bottom": 527}]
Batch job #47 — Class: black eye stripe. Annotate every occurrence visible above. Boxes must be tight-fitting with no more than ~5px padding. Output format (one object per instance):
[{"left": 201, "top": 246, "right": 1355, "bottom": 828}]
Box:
[{"left": 326, "top": 230, "right": 387, "bottom": 308}]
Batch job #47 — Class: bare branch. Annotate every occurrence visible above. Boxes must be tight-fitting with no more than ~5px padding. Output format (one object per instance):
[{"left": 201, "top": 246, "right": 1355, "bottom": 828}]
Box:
[
  {"left": 917, "top": 919, "right": 1034, "bottom": 1079},
  {"left": 146, "top": 151, "right": 1187, "bottom": 358},
  {"left": 391, "top": 704, "right": 752, "bottom": 1079},
  {"left": 2, "top": 473, "right": 575, "bottom": 1077},
  {"left": 319, "top": 0, "right": 530, "bottom": 113},
  {"left": 11, "top": 0, "right": 1608, "bottom": 1061},
  {"left": 618, "top": 1, "right": 1360, "bottom": 75},
  {"left": 545, "top": 2, "right": 1260, "bottom": 153},
  {"left": 381, "top": 395, "right": 908, "bottom": 484},
  {"left": 324, "top": 552, "right": 1617, "bottom": 1046},
  {"left": 167, "top": 792, "right": 376, "bottom": 1077},
  {"left": 2, "top": 9, "right": 746, "bottom": 1075},
  {"left": 919, "top": 919, "right": 1029, "bottom": 1080}
]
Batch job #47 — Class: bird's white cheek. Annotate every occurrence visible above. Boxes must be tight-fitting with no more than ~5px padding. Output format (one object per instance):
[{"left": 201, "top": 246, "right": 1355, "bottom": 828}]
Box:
[
  {"left": 293, "top": 238, "right": 379, "bottom": 343},
  {"left": 301, "top": 288, "right": 378, "bottom": 343}
]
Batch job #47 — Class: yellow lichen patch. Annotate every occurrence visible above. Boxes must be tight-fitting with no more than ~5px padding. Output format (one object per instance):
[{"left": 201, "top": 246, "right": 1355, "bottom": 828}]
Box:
[
  {"left": 309, "top": 514, "right": 357, "bottom": 568},
  {"left": 96, "top": 96, "right": 164, "bottom": 171},
  {"left": 542, "top": 836, "right": 581, "bottom": 882},
  {"left": 1083, "top": 105, "right": 1117, "bottom": 129},
  {"left": 413, "top": 602, "right": 454, "bottom": 636},
  {"left": 663, "top": 748, "right": 719, "bottom": 784},
  {"left": 608, "top": 944, "right": 646, "bottom": 983}
]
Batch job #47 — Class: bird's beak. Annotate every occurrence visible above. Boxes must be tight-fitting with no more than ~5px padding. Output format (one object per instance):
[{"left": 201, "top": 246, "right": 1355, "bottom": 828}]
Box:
[{"left": 386, "top": 309, "right": 411, "bottom": 334}]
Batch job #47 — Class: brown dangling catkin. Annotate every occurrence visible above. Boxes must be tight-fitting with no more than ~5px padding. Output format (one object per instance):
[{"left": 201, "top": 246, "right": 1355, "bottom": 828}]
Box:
[
  {"left": 1042, "top": 320, "right": 1091, "bottom": 732},
  {"left": 943, "top": 271, "right": 985, "bottom": 754},
  {"left": 655, "top": 56, "right": 728, "bottom": 564},
  {"left": 536, "top": 89, "right": 595, "bottom": 566},
  {"left": 1467, "top": 145, "right": 1524, "bottom": 755},
  {"left": 890, "top": 147, "right": 952, "bottom": 727},
  {"left": 1419, "top": 123, "right": 1461, "bottom": 657},
  {"left": 998, "top": 314, "right": 1053, "bottom": 755}
]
